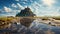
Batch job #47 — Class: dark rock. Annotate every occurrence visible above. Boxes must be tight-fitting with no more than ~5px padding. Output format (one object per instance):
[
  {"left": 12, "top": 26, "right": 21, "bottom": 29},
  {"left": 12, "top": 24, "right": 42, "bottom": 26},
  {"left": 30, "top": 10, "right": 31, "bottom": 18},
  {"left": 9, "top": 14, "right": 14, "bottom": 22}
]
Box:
[{"left": 16, "top": 7, "right": 36, "bottom": 17}]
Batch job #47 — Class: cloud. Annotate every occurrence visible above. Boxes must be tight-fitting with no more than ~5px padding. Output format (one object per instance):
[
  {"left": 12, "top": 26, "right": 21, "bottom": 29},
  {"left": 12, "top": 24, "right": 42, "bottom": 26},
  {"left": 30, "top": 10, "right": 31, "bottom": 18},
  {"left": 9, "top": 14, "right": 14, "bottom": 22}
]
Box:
[
  {"left": 29, "top": 1, "right": 60, "bottom": 16},
  {"left": 11, "top": 1, "right": 60, "bottom": 16},
  {"left": 24, "top": 0, "right": 27, "bottom": 2},
  {"left": 4, "top": 6, "right": 12, "bottom": 12},
  {"left": 23, "top": 2, "right": 27, "bottom": 4},
  {"left": 11, "top": 3, "right": 17, "bottom": 8},
  {"left": 17, "top": 3, "right": 24, "bottom": 9},
  {"left": 1, "top": 0, "right": 60, "bottom": 16},
  {"left": 29, "top": 1, "right": 43, "bottom": 16},
  {"left": 42, "top": 0, "right": 55, "bottom": 7},
  {"left": 15, "top": 0, "right": 19, "bottom": 1},
  {"left": 44, "top": 11, "right": 60, "bottom": 16},
  {"left": 30, "top": 0, "right": 33, "bottom": 2},
  {"left": 20, "top": 0, "right": 27, "bottom": 2},
  {"left": 11, "top": 3, "right": 26, "bottom": 12},
  {"left": 2, "top": 3, "right": 26, "bottom": 16}
]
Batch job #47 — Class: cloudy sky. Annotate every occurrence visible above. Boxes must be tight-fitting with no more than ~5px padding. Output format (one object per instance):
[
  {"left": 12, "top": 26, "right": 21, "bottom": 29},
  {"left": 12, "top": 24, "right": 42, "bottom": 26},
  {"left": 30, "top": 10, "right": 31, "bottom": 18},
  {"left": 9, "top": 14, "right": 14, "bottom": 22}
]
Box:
[{"left": 0, "top": 0, "right": 60, "bottom": 16}]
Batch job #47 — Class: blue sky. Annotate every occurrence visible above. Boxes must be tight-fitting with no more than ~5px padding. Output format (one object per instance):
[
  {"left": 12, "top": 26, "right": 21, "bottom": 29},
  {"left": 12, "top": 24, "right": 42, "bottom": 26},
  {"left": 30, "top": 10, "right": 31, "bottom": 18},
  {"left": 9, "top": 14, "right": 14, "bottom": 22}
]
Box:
[{"left": 0, "top": 0, "right": 60, "bottom": 16}]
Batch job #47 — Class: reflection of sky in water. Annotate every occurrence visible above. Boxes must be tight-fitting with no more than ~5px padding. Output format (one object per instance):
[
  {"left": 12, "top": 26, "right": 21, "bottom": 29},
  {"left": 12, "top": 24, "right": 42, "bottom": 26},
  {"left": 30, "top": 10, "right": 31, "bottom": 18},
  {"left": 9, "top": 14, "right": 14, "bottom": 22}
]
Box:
[{"left": 0, "top": 19, "right": 60, "bottom": 34}]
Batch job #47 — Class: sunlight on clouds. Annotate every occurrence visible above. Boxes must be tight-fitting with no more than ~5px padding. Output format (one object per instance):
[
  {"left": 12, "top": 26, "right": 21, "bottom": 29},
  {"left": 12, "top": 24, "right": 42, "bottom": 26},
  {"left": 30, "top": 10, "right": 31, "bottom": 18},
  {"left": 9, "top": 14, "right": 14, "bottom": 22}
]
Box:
[
  {"left": 29, "top": 1, "right": 60, "bottom": 16},
  {"left": 42, "top": 0, "right": 55, "bottom": 7},
  {"left": 4, "top": 6, "right": 11, "bottom": 12}
]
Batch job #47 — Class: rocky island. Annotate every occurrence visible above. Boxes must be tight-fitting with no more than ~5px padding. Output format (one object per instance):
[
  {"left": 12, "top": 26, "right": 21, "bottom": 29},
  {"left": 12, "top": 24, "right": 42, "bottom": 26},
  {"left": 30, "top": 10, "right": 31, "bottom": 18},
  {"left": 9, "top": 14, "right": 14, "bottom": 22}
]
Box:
[{"left": 16, "top": 7, "right": 36, "bottom": 27}]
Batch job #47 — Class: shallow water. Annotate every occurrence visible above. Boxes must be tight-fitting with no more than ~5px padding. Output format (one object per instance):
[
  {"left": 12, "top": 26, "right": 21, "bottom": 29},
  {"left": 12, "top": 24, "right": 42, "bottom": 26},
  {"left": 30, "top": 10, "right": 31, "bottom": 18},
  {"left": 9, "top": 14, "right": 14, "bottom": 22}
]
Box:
[{"left": 0, "top": 19, "right": 60, "bottom": 34}]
